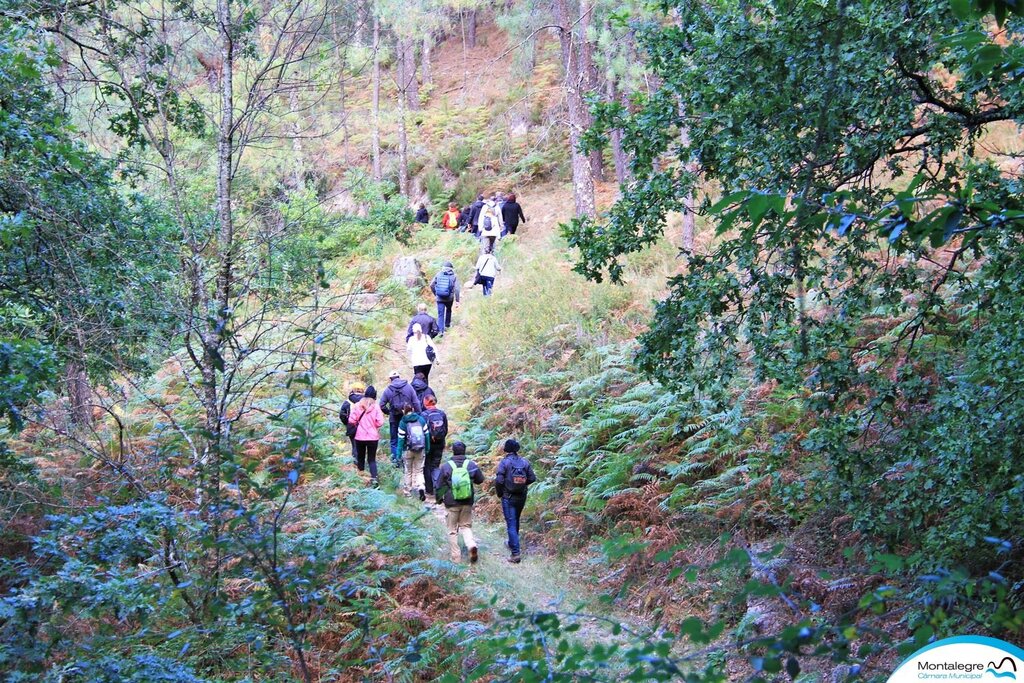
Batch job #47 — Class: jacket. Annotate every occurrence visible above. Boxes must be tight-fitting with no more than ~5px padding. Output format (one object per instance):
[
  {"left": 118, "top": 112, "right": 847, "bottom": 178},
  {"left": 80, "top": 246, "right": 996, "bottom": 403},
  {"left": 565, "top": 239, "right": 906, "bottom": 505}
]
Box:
[
  {"left": 441, "top": 209, "right": 460, "bottom": 230},
  {"left": 406, "top": 312, "right": 439, "bottom": 340},
  {"left": 421, "top": 407, "right": 448, "bottom": 448},
  {"left": 339, "top": 390, "right": 364, "bottom": 429},
  {"left": 348, "top": 400, "right": 385, "bottom": 441},
  {"left": 412, "top": 376, "right": 436, "bottom": 405},
  {"left": 501, "top": 201, "right": 526, "bottom": 230},
  {"left": 495, "top": 453, "right": 537, "bottom": 499},
  {"left": 477, "top": 201, "right": 504, "bottom": 236},
  {"left": 407, "top": 334, "right": 435, "bottom": 367},
  {"left": 397, "top": 412, "right": 431, "bottom": 454},
  {"left": 380, "top": 379, "right": 421, "bottom": 417},
  {"left": 467, "top": 200, "right": 484, "bottom": 232},
  {"left": 415, "top": 207, "right": 430, "bottom": 223},
  {"left": 431, "top": 267, "right": 461, "bottom": 303},
  {"left": 475, "top": 253, "right": 501, "bottom": 279},
  {"left": 436, "top": 453, "right": 485, "bottom": 507}
]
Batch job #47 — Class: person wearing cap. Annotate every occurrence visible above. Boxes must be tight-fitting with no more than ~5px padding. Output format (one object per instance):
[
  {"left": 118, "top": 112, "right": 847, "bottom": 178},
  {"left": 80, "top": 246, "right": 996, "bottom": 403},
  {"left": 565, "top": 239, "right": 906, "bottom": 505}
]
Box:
[
  {"left": 430, "top": 261, "right": 461, "bottom": 336},
  {"left": 406, "top": 323, "right": 436, "bottom": 381},
  {"left": 348, "top": 385, "right": 386, "bottom": 487},
  {"left": 380, "top": 371, "right": 422, "bottom": 459},
  {"left": 477, "top": 195, "right": 504, "bottom": 254},
  {"left": 435, "top": 441, "right": 486, "bottom": 564},
  {"left": 494, "top": 438, "right": 537, "bottom": 563}
]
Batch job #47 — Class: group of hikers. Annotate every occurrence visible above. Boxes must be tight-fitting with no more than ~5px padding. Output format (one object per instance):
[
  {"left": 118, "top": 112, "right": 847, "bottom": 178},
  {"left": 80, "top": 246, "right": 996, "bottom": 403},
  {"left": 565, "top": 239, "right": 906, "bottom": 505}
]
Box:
[
  {"left": 340, "top": 368, "right": 536, "bottom": 565},
  {"left": 338, "top": 192, "right": 536, "bottom": 565}
]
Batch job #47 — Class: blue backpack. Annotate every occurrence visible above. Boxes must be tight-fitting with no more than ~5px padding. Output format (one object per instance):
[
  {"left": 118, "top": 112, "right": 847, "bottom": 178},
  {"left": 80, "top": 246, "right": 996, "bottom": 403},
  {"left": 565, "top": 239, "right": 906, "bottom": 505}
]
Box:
[{"left": 435, "top": 271, "right": 454, "bottom": 298}]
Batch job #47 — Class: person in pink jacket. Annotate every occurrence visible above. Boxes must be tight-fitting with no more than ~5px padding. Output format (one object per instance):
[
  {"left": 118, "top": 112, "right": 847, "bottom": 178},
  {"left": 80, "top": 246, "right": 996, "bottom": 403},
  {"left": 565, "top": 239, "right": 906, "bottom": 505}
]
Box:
[{"left": 348, "top": 385, "right": 386, "bottom": 487}]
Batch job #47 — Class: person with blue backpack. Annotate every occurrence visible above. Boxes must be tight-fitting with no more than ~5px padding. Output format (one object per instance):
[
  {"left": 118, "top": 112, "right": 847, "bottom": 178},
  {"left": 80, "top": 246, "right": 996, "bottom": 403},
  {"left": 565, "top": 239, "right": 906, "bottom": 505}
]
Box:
[
  {"left": 430, "top": 261, "right": 461, "bottom": 336},
  {"left": 380, "top": 371, "right": 422, "bottom": 460},
  {"left": 435, "top": 441, "right": 485, "bottom": 564},
  {"left": 420, "top": 394, "right": 448, "bottom": 501},
  {"left": 494, "top": 438, "right": 537, "bottom": 564},
  {"left": 396, "top": 405, "right": 431, "bottom": 500}
]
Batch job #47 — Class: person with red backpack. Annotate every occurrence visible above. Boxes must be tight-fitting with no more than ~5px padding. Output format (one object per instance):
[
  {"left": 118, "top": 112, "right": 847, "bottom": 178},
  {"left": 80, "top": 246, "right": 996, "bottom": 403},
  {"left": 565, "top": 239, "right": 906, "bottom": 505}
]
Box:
[
  {"left": 440, "top": 203, "right": 461, "bottom": 231},
  {"left": 421, "top": 394, "right": 448, "bottom": 500},
  {"left": 494, "top": 438, "right": 537, "bottom": 563},
  {"left": 396, "top": 405, "right": 431, "bottom": 500}
]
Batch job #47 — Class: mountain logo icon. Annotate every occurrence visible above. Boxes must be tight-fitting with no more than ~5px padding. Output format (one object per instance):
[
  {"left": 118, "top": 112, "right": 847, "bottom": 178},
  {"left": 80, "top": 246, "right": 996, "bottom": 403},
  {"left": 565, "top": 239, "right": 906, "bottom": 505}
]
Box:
[{"left": 987, "top": 657, "right": 1018, "bottom": 680}]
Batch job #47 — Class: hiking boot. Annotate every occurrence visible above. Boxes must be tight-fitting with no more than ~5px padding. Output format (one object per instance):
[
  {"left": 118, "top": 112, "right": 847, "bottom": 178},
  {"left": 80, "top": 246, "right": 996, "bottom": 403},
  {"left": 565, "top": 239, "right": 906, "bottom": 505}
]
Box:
[
  {"left": 508, "top": 555, "right": 521, "bottom": 564},
  {"left": 469, "top": 546, "right": 478, "bottom": 564},
  {"left": 418, "top": 488, "right": 426, "bottom": 502},
  {"left": 370, "top": 478, "right": 379, "bottom": 489}
]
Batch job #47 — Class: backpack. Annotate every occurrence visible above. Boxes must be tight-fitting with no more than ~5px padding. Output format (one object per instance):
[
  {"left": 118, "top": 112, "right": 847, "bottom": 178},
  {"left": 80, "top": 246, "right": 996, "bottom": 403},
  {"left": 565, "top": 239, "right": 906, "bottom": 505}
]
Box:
[
  {"left": 406, "top": 419, "right": 426, "bottom": 452},
  {"left": 504, "top": 456, "right": 530, "bottom": 495},
  {"left": 450, "top": 459, "right": 473, "bottom": 501},
  {"left": 340, "top": 402, "right": 357, "bottom": 439},
  {"left": 445, "top": 211, "right": 459, "bottom": 229},
  {"left": 389, "top": 387, "right": 411, "bottom": 414},
  {"left": 434, "top": 272, "right": 454, "bottom": 299},
  {"left": 425, "top": 408, "right": 447, "bottom": 441},
  {"left": 483, "top": 214, "right": 493, "bottom": 231}
]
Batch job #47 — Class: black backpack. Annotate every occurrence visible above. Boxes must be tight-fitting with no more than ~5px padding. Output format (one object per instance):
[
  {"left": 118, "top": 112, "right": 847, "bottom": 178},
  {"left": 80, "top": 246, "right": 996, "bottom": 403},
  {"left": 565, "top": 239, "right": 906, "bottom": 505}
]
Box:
[
  {"left": 424, "top": 408, "right": 447, "bottom": 441},
  {"left": 504, "top": 456, "right": 531, "bottom": 495}
]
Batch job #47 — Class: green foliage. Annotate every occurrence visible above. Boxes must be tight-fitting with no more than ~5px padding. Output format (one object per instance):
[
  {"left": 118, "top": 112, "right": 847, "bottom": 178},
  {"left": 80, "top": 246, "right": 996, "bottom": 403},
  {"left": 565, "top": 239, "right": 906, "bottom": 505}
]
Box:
[
  {"left": 567, "top": 0, "right": 1024, "bottom": 574},
  {"left": 423, "top": 166, "right": 452, "bottom": 206},
  {"left": 342, "top": 169, "right": 415, "bottom": 250}
]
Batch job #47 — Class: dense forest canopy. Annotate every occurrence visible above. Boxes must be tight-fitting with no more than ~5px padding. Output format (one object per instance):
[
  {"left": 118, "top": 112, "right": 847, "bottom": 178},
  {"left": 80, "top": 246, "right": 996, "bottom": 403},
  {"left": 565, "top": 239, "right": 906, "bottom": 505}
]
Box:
[{"left": 1, "top": 0, "right": 1022, "bottom": 680}]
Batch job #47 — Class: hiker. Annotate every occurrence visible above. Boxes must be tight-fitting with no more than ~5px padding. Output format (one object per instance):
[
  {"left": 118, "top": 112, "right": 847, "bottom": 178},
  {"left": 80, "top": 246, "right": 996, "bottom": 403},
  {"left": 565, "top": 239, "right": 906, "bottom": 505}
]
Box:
[
  {"left": 435, "top": 440, "right": 485, "bottom": 564},
  {"left": 495, "top": 438, "right": 537, "bottom": 564},
  {"left": 338, "top": 385, "right": 364, "bottom": 463},
  {"left": 477, "top": 197, "right": 504, "bottom": 253},
  {"left": 421, "top": 394, "right": 448, "bottom": 501},
  {"left": 396, "top": 405, "right": 431, "bottom": 500},
  {"left": 467, "top": 194, "right": 485, "bottom": 237},
  {"left": 412, "top": 371, "right": 435, "bottom": 406},
  {"left": 415, "top": 203, "right": 430, "bottom": 224},
  {"left": 430, "top": 261, "right": 460, "bottom": 336},
  {"left": 458, "top": 204, "right": 473, "bottom": 232},
  {"left": 347, "top": 385, "right": 386, "bottom": 487},
  {"left": 406, "top": 302, "right": 439, "bottom": 340},
  {"left": 380, "top": 371, "right": 422, "bottom": 459},
  {"left": 501, "top": 193, "right": 527, "bottom": 236},
  {"left": 407, "top": 323, "right": 436, "bottom": 381},
  {"left": 440, "top": 203, "right": 461, "bottom": 231},
  {"left": 473, "top": 247, "right": 502, "bottom": 297}
]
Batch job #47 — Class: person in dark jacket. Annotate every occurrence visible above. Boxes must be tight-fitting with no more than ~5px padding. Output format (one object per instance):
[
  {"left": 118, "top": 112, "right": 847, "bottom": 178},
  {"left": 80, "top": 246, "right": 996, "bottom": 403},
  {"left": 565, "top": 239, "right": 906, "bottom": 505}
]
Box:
[
  {"left": 494, "top": 438, "right": 538, "bottom": 563},
  {"left": 406, "top": 302, "right": 439, "bottom": 340},
  {"left": 466, "top": 194, "right": 485, "bottom": 237},
  {"left": 501, "top": 194, "right": 527, "bottom": 236},
  {"left": 436, "top": 440, "right": 485, "bottom": 563},
  {"left": 415, "top": 203, "right": 430, "bottom": 224},
  {"left": 338, "top": 386, "right": 364, "bottom": 463},
  {"left": 430, "top": 261, "right": 460, "bottom": 336},
  {"left": 411, "top": 372, "right": 435, "bottom": 406},
  {"left": 458, "top": 204, "right": 473, "bottom": 232},
  {"left": 379, "top": 371, "right": 422, "bottom": 459},
  {"left": 421, "top": 394, "right": 448, "bottom": 499}
]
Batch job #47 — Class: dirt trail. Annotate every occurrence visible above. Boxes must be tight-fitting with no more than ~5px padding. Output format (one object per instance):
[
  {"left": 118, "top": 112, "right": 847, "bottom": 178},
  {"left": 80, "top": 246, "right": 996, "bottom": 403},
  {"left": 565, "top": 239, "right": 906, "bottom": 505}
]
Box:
[{"left": 369, "top": 185, "right": 645, "bottom": 645}]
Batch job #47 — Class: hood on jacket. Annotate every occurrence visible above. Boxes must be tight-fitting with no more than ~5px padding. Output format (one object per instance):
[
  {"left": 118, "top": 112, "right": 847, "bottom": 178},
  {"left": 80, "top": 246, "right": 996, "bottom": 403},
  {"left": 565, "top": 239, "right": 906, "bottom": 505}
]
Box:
[
  {"left": 388, "top": 378, "right": 409, "bottom": 390},
  {"left": 348, "top": 390, "right": 364, "bottom": 403},
  {"left": 412, "top": 376, "right": 429, "bottom": 392}
]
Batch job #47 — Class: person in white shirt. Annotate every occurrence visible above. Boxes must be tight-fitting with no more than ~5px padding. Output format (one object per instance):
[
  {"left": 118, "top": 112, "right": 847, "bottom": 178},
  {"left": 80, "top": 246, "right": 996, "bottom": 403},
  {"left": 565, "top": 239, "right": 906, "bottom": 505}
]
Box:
[
  {"left": 474, "top": 247, "right": 502, "bottom": 296},
  {"left": 406, "top": 323, "right": 436, "bottom": 380},
  {"left": 477, "top": 198, "right": 504, "bottom": 254}
]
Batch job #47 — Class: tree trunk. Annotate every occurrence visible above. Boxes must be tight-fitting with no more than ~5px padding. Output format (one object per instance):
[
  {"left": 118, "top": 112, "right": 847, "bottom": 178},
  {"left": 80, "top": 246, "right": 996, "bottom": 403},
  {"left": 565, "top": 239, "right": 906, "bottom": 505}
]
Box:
[
  {"left": 289, "top": 87, "right": 304, "bottom": 188},
  {"left": 397, "top": 62, "right": 410, "bottom": 196},
  {"left": 578, "top": 0, "right": 605, "bottom": 182},
  {"left": 607, "top": 78, "right": 630, "bottom": 186},
  {"left": 65, "top": 360, "right": 92, "bottom": 426},
  {"left": 422, "top": 35, "right": 432, "bottom": 87},
  {"left": 467, "top": 9, "right": 477, "bottom": 48},
  {"left": 403, "top": 38, "right": 419, "bottom": 110},
  {"left": 371, "top": 13, "right": 382, "bottom": 181},
  {"left": 555, "top": 0, "right": 596, "bottom": 219},
  {"left": 678, "top": 103, "right": 697, "bottom": 252}
]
